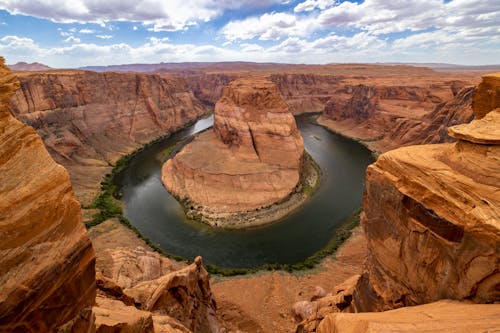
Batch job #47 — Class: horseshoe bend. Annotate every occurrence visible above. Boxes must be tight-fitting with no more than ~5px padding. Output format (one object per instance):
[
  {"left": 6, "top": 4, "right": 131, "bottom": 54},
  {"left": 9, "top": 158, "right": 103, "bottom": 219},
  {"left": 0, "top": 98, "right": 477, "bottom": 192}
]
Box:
[
  {"left": 1, "top": 52, "right": 500, "bottom": 333},
  {"left": 161, "top": 78, "right": 319, "bottom": 227}
]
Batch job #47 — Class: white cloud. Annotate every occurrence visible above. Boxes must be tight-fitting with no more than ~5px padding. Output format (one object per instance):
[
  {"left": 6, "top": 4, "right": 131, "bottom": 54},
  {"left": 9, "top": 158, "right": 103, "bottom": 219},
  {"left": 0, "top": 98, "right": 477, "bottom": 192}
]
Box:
[
  {"left": 79, "top": 28, "right": 95, "bottom": 34},
  {"left": 133, "top": 25, "right": 138, "bottom": 30},
  {"left": 64, "top": 36, "right": 81, "bottom": 43},
  {"left": 318, "top": 0, "right": 444, "bottom": 34},
  {"left": 294, "top": 0, "right": 335, "bottom": 12},
  {"left": 96, "top": 34, "right": 113, "bottom": 39},
  {"left": 221, "top": 12, "right": 317, "bottom": 41},
  {"left": 1, "top": 29, "right": 498, "bottom": 68},
  {"left": 240, "top": 43, "right": 264, "bottom": 52},
  {"left": 0, "top": 0, "right": 288, "bottom": 31}
]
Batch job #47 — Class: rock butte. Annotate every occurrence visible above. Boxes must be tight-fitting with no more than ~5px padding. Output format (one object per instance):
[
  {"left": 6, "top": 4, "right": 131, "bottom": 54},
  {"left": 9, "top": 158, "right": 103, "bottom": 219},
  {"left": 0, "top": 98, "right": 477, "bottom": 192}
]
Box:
[
  {"left": 297, "top": 73, "right": 500, "bottom": 332},
  {"left": 162, "top": 78, "right": 305, "bottom": 225}
]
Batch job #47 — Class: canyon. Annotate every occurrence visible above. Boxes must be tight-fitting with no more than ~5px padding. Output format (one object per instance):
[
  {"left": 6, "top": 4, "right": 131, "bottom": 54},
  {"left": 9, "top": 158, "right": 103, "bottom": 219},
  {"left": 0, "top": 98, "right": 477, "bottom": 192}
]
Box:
[
  {"left": 1, "top": 60, "right": 499, "bottom": 333},
  {"left": 295, "top": 73, "right": 500, "bottom": 332},
  {"left": 0, "top": 59, "right": 221, "bottom": 333},
  {"left": 162, "top": 78, "right": 307, "bottom": 227},
  {"left": 9, "top": 70, "right": 207, "bottom": 206}
]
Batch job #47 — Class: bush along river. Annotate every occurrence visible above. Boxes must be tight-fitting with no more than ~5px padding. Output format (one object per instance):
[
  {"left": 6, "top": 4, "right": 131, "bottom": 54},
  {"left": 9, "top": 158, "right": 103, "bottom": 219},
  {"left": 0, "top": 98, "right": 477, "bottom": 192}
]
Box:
[{"left": 108, "top": 114, "right": 374, "bottom": 272}]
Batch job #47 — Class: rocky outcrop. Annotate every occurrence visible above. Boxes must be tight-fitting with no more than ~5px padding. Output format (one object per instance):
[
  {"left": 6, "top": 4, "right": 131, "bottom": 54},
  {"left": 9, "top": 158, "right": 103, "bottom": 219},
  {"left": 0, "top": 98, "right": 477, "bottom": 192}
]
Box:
[
  {"left": 472, "top": 73, "right": 500, "bottom": 119},
  {"left": 316, "top": 300, "right": 500, "bottom": 333},
  {"left": 96, "top": 253, "right": 219, "bottom": 333},
  {"left": 8, "top": 61, "right": 52, "bottom": 71},
  {"left": 319, "top": 82, "right": 474, "bottom": 153},
  {"left": 9, "top": 71, "right": 207, "bottom": 205},
  {"left": 162, "top": 78, "right": 305, "bottom": 226},
  {"left": 90, "top": 219, "right": 220, "bottom": 333},
  {"left": 297, "top": 73, "right": 499, "bottom": 331},
  {"left": 0, "top": 58, "right": 96, "bottom": 331}
]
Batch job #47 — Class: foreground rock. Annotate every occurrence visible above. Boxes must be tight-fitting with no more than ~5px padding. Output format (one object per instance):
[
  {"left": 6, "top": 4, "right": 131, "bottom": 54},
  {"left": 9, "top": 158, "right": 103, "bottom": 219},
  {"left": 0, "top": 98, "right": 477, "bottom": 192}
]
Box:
[
  {"left": 90, "top": 219, "right": 220, "bottom": 333},
  {"left": 297, "top": 73, "right": 500, "bottom": 331},
  {"left": 316, "top": 300, "right": 500, "bottom": 333},
  {"left": 9, "top": 70, "right": 207, "bottom": 205},
  {"left": 162, "top": 78, "right": 306, "bottom": 227},
  {"left": 0, "top": 58, "right": 96, "bottom": 331}
]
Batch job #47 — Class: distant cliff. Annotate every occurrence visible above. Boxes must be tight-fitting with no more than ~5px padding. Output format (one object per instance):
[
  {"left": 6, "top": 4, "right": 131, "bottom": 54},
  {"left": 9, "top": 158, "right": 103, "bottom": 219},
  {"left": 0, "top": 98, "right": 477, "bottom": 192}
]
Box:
[
  {"left": 319, "top": 81, "right": 474, "bottom": 153},
  {"left": 9, "top": 71, "right": 207, "bottom": 205}
]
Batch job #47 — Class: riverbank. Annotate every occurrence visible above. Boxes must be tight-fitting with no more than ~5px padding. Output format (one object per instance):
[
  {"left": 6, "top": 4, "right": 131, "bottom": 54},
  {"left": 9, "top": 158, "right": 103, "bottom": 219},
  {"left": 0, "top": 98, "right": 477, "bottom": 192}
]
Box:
[
  {"left": 212, "top": 225, "right": 367, "bottom": 333},
  {"left": 316, "top": 115, "right": 382, "bottom": 158},
  {"left": 87, "top": 114, "right": 372, "bottom": 273},
  {"left": 178, "top": 151, "right": 321, "bottom": 229}
]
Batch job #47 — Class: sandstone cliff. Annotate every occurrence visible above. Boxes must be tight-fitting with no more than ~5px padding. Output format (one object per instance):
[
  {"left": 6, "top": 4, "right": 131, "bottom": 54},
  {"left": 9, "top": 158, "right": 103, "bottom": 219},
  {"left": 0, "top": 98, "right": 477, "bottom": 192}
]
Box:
[
  {"left": 297, "top": 73, "right": 500, "bottom": 332},
  {"left": 0, "top": 58, "right": 96, "bottom": 331},
  {"left": 319, "top": 82, "right": 475, "bottom": 153},
  {"left": 162, "top": 78, "right": 305, "bottom": 225},
  {"left": 9, "top": 71, "right": 207, "bottom": 205},
  {"left": 90, "top": 219, "right": 220, "bottom": 333}
]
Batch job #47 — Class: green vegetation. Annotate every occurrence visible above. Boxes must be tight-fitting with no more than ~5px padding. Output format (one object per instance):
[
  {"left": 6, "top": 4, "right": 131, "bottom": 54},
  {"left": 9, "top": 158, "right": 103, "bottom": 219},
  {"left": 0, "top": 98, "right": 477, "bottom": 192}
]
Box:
[
  {"left": 205, "top": 209, "right": 361, "bottom": 276},
  {"left": 86, "top": 114, "right": 361, "bottom": 276}
]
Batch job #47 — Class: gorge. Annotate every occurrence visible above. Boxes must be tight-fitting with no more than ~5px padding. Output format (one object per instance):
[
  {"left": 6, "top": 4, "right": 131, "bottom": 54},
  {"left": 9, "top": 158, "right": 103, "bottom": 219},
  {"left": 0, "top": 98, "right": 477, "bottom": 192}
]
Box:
[{"left": 1, "top": 60, "right": 499, "bottom": 332}]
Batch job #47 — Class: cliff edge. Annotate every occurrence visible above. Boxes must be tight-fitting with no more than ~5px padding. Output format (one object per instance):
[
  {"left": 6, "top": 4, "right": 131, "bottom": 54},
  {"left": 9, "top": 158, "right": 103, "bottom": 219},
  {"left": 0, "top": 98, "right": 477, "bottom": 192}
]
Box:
[
  {"left": 0, "top": 58, "right": 96, "bottom": 331},
  {"left": 297, "top": 73, "right": 500, "bottom": 332}
]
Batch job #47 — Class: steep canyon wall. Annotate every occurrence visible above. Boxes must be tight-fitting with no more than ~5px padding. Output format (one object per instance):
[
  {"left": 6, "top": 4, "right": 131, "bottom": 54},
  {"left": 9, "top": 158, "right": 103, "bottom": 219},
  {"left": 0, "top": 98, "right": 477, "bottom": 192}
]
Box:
[
  {"left": 0, "top": 59, "right": 96, "bottom": 332},
  {"left": 9, "top": 71, "right": 207, "bottom": 205}
]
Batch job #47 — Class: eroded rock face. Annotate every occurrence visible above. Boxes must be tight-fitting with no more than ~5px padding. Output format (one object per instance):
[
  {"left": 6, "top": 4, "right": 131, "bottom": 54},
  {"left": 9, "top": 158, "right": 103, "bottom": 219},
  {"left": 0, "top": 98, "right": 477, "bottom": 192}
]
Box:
[
  {"left": 162, "top": 78, "right": 304, "bottom": 217},
  {"left": 316, "top": 300, "right": 500, "bottom": 333},
  {"left": 0, "top": 58, "right": 96, "bottom": 331},
  {"left": 296, "top": 73, "right": 499, "bottom": 332},
  {"left": 9, "top": 71, "right": 207, "bottom": 205},
  {"left": 320, "top": 83, "right": 474, "bottom": 153},
  {"left": 346, "top": 76, "right": 499, "bottom": 314}
]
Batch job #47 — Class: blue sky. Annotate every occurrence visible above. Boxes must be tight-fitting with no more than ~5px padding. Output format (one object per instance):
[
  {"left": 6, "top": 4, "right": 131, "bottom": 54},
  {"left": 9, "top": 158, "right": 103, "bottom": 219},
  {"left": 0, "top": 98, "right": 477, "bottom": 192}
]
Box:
[{"left": 0, "top": 0, "right": 498, "bottom": 67}]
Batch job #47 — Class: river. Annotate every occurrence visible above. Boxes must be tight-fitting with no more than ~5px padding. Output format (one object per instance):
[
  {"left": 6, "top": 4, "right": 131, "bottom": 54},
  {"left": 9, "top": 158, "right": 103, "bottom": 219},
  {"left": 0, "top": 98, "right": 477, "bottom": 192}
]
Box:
[{"left": 115, "top": 114, "right": 374, "bottom": 268}]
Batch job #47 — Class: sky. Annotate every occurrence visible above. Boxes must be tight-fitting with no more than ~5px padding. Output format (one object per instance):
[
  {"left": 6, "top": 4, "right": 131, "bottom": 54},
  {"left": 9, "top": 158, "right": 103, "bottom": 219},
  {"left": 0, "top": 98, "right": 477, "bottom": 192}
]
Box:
[{"left": 0, "top": 0, "right": 499, "bottom": 68}]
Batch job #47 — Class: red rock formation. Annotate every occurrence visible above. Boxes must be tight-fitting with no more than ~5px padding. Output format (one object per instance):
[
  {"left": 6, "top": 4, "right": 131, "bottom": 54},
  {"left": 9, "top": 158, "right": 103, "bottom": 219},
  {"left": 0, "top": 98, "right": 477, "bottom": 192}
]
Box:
[
  {"left": 316, "top": 300, "right": 500, "bottom": 333},
  {"left": 9, "top": 71, "right": 207, "bottom": 205},
  {"left": 162, "top": 78, "right": 304, "bottom": 224},
  {"left": 319, "top": 82, "right": 475, "bottom": 152},
  {"left": 297, "top": 73, "right": 500, "bottom": 331},
  {"left": 90, "top": 219, "right": 220, "bottom": 333},
  {"left": 8, "top": 61, "right": 52, "bottom": 71},
  {"left": 472, "top": 73, "right": 500, "bottom": 119},
  {"left": 0, "top": 58, "right": 96, "bottom": 331}
]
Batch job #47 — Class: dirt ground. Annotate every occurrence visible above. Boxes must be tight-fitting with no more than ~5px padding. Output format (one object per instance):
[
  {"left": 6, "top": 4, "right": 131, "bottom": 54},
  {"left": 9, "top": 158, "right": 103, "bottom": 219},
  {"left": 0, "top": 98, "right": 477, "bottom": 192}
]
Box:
[{"left": 212, "top": 226, "right": 367, "bottom": 333}]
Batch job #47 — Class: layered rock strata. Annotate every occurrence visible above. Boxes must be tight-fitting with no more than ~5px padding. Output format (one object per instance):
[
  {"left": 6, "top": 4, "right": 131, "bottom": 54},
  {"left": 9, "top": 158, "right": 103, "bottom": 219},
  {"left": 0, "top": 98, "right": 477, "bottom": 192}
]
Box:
[
  {"left": 0, "top": 58, "right": 96, "bottom": 331},
  {"left": 316, "top": 300, "right": 500, "bottom": 333},
  {"left": 9, "top": 71, "right": 207, "bottom": 205},
  {"left": 297, "top": 73, "right": 500, "bottom": 331},
  {"left": 162, "top": 78, "right": 306, "bottom": 227},
  {"left": 90, "top": 219, "right": 220, "bottom": 333},
  {"left": 318, "top": 83, "right": 475, "bottom": 153}
]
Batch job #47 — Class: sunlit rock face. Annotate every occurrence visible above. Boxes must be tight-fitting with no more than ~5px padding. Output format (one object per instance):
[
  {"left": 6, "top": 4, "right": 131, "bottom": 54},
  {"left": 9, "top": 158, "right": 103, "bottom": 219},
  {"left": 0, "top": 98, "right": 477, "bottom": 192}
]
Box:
[
  {"left": 162, "top": 78, "right": 304, "bottom": 216},
  {"left": 9, "top": 71, "right": 207, "bottom": 205},
  {"left": 296, "top": 73, "right": 500, "bottom": 333},
  {"left": 0, "top": 57, "right": 96, "bottom": 332},
  {"left": 352, "top": 73, "right": 500, "bottom": 312}
]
